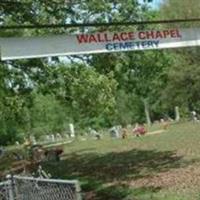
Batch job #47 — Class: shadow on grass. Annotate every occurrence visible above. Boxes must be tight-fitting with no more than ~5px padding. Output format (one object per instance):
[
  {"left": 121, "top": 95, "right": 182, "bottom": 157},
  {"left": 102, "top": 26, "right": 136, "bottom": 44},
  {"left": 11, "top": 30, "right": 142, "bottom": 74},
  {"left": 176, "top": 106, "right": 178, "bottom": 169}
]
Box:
[{"left": 43, "top": 149, "right": 196, "bottom": 200}]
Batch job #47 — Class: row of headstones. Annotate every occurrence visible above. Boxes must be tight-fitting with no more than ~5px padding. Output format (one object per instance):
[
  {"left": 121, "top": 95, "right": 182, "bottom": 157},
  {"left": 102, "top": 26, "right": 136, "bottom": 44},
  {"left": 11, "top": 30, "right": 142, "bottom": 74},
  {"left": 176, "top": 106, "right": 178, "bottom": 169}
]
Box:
[
  {"left": 40, "top": 123, "right": 76, "bottom": 143},
  {"left": 16, "top": 109, "right": 200, "bottom": 146},
  {"left": 108, "top": 107, "right": 200, "bottom": 139},
  {"left": 15, "top": 123, "right": 76, "bottom": 146},
  {"left": 24, "top": 117, "right": 175, "bottom": 145}
]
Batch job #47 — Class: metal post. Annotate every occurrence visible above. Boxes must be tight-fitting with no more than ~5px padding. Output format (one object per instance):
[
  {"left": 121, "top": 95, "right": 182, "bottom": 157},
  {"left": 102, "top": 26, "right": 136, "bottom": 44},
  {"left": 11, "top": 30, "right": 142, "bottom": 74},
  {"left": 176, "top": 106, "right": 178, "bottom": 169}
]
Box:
[
  {"left": 74, "top": 181, "right": 82, "bottom": 200},
  {"left": 6, "top": 175, "right": 14, "bottom": 200}
]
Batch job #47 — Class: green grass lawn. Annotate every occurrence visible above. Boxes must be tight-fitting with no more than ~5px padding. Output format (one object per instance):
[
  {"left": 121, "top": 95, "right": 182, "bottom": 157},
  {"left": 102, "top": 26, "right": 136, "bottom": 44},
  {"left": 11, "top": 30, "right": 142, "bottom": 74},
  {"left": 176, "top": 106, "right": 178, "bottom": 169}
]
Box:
[
  {"left": 2, "top": 122, "right": 200, "bottom": 199},
  {"left": 42, "top": 122, "right": 200, "bottom": 200}
]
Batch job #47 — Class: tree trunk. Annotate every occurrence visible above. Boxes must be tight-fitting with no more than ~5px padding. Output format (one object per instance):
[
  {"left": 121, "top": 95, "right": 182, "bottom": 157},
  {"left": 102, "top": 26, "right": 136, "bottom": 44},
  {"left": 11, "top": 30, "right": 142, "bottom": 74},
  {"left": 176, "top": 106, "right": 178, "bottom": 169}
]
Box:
[
  {"left": 175, "top": 106, "right": 180, "bottom": 122},
  {"left": 143, "top": 99, "right": 152, "bottom": 126}
]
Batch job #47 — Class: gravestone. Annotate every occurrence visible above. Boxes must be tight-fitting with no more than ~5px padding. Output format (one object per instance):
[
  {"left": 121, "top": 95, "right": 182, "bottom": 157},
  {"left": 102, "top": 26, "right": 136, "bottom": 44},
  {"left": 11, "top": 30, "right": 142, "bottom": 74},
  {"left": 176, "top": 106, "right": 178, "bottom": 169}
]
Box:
[
  {"left": 191, "top": 111, "right": 199, "bottom": 122},
  {"left": 56, "top": 133, "right": 62, "bottom": 141},
  {"left": 69, "top": 123, "right": 75, "bottom": 138},
  {"left": 109, "top": 126, "right": 120, "bottom": 138},
  {"left": 50, "top": 134, "right": 55, "bottom": 142},
  {"left": 46, "top": 135, "right": 51, "bottom": 142},
  {"left": 89, "top": 128, "right": 101, "bottom": 140},
  {"left": 89, "top": 128, "right": 97, "bottom": 136},
  {"left": 30, "top": 135, "right": 37, "bottom": 145}
]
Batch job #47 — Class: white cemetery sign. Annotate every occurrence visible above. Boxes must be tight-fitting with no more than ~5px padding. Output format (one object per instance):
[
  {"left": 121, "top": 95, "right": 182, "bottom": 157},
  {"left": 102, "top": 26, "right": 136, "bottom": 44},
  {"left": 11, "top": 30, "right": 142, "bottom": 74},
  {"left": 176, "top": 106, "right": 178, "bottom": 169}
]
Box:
[{"left": 0, "top": 28, "right": 200, "bottom": 60}]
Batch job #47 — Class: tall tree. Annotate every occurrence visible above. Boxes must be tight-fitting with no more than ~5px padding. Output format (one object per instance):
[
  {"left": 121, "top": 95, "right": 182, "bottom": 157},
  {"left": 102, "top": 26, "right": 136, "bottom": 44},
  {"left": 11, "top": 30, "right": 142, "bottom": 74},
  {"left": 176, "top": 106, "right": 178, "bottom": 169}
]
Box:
[
  {"left": 49, "top": 64, "right": 118, "bottom": 128},
  {"left": 159, "top": 0, "right": 200, "bottom": 116}
]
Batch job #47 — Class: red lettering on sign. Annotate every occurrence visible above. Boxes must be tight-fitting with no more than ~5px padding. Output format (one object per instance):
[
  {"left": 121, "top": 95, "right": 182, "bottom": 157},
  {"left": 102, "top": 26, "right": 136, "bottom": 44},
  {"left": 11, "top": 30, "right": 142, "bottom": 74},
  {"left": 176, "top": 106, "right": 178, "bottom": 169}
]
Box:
[
  {"left": 146, "top": 31, "right": 155, "bottom": 39},
  {"left": 120, "top": 32, "right": 128, "bottom": 41},
  {"left": 113, "top": 33, "right": 121, "bottom": 41},
  {"left": 155, "top": 31, "right": 163, "bottom": 39},
  {"left": 97, "top": 33, "right": 105, "bottom": 42},
  {"left": 77, "top": 34, "right": 89, "bottom": 43},
  {"left": 77, "top": 29, "right": 182, "bottom": 44},
  {"left": 138, "top": 32, "right": 146, "bottom": 39},
  {"left": 128, "top": 32, "right": 135, "bottom": 40},
  {"left": 104, "top": 33, "right": 111, "bottom": 42},
  {"left": 89, "top": 35, "right": 97, "bottom": 43},
  {"left": 176, "top": 29, "right": 182, "bottom": 38},
  {"left": 163, "top": 30, "right": 170, "bottom": 38},
  {"left": 170, "top": 29, "right": 182, "bottom": 38}
]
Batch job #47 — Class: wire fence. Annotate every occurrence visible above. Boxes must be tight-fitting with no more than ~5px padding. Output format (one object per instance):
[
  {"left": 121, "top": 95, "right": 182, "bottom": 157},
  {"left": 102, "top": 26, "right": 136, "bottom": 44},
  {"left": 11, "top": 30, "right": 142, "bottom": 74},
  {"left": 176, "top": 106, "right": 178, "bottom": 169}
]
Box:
[
  {"left": 0, "top": 176, "right": 81, "bottom": 200},
  {"left": 0, "top": 180, "right": 11, "bottom": 200}
]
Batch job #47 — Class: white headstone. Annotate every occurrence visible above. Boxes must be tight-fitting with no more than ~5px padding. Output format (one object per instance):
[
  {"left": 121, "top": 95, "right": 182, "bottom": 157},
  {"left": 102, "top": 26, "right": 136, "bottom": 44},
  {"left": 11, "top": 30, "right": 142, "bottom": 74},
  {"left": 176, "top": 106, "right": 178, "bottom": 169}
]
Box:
[
  {"left": 69, "top": 123, "right": 75, "bottom": 137},
  {"left": 110, "top": 126, "right": 119, "bottom": 138},
  {"left": 56, "top": 133, "right": 62, "bottom": 141},
  {"left": 46, "top": 135, "right": 51, "bottom": 142},
  {"left": 90, "top": 128, "right": 97, "bottom": 136},
  {"left": 192, "top": 111, "right": 197, "bottom": 116},
  {"left": 30, "top": 135, "right": 37, "bottom": 145},
  {"left": 160, "top": 118, "right": 164, "bottom": 123},
  {"left": 15, "top": 141, "right": 20, "bottom": 146},
  {"left": 50, "top": 134, "right": 55, "bottom": 142},
  {"left": 191, "top": 111, "right": 198, "bottom": 121}
]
